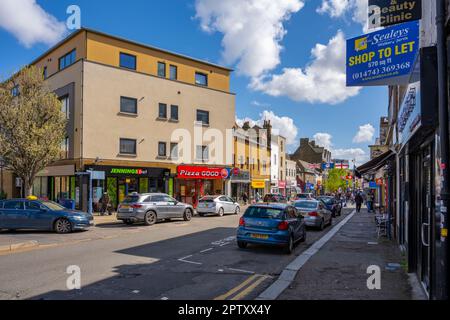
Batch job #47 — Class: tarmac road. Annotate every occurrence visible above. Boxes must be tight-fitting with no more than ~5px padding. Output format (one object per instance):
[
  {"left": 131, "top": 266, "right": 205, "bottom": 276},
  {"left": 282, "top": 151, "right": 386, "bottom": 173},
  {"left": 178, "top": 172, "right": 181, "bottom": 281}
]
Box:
[{"left": 0, "top": 208, "right": 352, "bottom": 300}]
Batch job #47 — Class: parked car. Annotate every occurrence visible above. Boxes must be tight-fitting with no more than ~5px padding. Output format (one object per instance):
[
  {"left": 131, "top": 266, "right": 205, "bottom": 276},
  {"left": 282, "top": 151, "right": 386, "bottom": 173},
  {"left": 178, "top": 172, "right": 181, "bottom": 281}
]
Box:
[
  {"left": 296, "top": 193, "right": 315, "bottom": 200},
  {"left": 197, "top": 195, "right": 240, "bottom": 217},
  {"left": 0, "top": 197, "right": 93, "bottom": 233},
  {"left": 117, "top": 193, "right": 194, "bottom": 225},
  {"left": 317, "top": 196, "right": 342, "bottom": 217},
  {"left": 293, "top": 200, "right": 332, "bottom": 230},
  {"left": 236, "top": 203, "right": 306, "bottom": 254},
  {"left": 262, "top": 193, "right": 287, "bottom": 203}
]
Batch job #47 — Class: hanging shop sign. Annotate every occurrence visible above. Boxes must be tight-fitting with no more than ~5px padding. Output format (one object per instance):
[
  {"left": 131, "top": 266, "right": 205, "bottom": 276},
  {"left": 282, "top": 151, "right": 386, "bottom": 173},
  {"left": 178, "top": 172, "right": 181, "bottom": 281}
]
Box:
[
  {"left": 278, "top": 181, "right": 287, "bottom": 188},
  {"left": 369, "top": 181, "right": 378, "bottom": 189},
  {"left": 322, "top": 163, "right": 335, "bottom": 170},
  {"left": 230, "top": 170, "right": 250, "bottom": 183},
  {"left": 346, "top": 20, "right": 419, "bottom": 87},
  {"left": 368, "top": 0, "right": 422, "bottom": 29},
  {"left": 177, "top": 165, "right": 230, "bottom": 180},
  {"left": 251, "top": 180, "right": 266, "bottom": 189}
]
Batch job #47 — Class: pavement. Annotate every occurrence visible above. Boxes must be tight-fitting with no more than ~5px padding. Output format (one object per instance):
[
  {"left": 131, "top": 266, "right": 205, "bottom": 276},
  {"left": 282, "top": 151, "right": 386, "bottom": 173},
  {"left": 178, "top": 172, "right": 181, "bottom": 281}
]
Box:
[{"left": 276, "top": 207, "right": 421, "bottom": 300}]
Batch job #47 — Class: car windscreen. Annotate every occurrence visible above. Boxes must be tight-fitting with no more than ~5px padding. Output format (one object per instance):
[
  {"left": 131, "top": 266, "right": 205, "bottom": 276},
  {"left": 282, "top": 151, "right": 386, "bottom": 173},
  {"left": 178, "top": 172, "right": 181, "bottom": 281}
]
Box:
[
  {"left": 122, "top": 196, "right": 140, "bottom": 203},
  {"left": 42, "top": 201, "right": 66, "bottom": 211},
  {"left": 294, "top": 201, "right": 318, "bottom": 209},
  {"left": 297, "top": 194, "right": 309, "bottom": 198},
  {"left": 244, "top": 207, "right": 284, "bottom": 219},
  {"left": 319, "top": 198, "right": 333, "bottom": 204},
  {"left": 199, "top": 197, "right": 215, "bottom": 203}
]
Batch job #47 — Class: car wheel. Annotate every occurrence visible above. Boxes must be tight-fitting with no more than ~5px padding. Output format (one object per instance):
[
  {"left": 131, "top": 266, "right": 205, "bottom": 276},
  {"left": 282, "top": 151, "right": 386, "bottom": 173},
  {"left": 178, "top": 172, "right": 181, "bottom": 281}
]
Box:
[
  {"left": 235, "top": 206, "right": 240, "bottom": 215},
  {"left": 237, "top": 241, "right": 247, "bottom": 249},
  {"left": 183, "top": 209, "right": 193, "bottom": 221},
  {"left": 218, "top": 207, "right": 224, "bottom": 217},
  {"left": 144, "top": 211, "right": 157, "bottom": 226},
  {"left": 284, "top": 235, "right": 294, "bottom": 254},
  {"left": 54, "top": 218, "right": 72, "bottom": 234},
  {"left": 319, "top": 219, "right": 325, "bottom": 231},
  {"left": 124, "top": 220, "right": 134, "bottom": 225}
]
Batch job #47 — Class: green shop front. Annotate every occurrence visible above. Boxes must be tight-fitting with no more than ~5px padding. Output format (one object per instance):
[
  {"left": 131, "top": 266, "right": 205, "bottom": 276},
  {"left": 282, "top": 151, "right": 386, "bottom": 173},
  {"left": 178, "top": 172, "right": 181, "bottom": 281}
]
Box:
[{"left": 86, "top": 165, "right": 171, "bottom": 210}]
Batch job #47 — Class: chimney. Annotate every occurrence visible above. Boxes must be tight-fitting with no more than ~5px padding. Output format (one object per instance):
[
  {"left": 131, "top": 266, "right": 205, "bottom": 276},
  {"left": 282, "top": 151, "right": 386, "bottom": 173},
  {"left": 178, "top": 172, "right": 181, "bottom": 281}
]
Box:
[
  {"left": 243, "top": 121, "right": 250, "bottom": 130},
  {"left": 310, "top": 140, "right": 316, "bottom": 147},
  {"left": 300, "top": 138, "right": 309, "bottom": 146}
]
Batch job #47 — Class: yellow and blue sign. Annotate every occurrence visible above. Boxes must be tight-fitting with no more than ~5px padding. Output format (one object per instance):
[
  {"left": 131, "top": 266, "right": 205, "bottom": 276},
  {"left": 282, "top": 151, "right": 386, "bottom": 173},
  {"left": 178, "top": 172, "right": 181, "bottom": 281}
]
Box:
[{"left": 346, "top": 20, "right": 419, "bottom": 86}]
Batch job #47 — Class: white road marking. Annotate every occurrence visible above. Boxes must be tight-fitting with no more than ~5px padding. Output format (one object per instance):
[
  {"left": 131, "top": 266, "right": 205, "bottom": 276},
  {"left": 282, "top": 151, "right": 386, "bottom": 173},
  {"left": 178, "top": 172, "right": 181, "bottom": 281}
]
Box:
[
  {"left": 178, "top": 255, "right": 202, "bottom": 265},
  {"left": 161, "top": 297, "right": 169, "bottom": 300},
  {"left": 200, "top": 248, "right": 213, "bottom": 253},
  {"left": 219, "top": 242, "right": 230, "bottom": 247},
  {"left": 227, "top": 268, "right": 255, "bottom": 274}
]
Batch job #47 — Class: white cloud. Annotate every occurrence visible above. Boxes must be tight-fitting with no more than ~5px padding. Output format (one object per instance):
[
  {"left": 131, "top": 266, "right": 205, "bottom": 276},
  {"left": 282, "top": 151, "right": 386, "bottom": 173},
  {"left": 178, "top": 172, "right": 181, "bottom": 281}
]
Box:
[
  {"left": 251, "top": 100, "right": 270, "bottom": 108},
  {"left": 317, "top": 0, "right": 351, "bottom": 18},
  {"left": 0, "top": 0, "right": 67, "bottom": 48},
  {"left": 313, "top": 133, "right": 333, "bottom": 150},
  {"left": 195, "top": 0, "right": 304, "bottom": 77},
  {"left": 251, "top": 31, "right": 361, "bottom": 104},
  {"left": 312, "top": 132, "right": 369, "bottom": 165},
  {"left": 236, "top": 110, "right": 298, "bottom": 145},
  {"left": 353, "top": 123, "right": 375, "bottom": 143}
]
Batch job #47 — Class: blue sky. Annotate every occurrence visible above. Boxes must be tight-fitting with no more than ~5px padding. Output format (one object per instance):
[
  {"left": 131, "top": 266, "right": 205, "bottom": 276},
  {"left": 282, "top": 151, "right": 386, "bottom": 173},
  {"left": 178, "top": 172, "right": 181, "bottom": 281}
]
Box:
[{"left": 0, "top": 0, "right": 387, "bottom": 164}]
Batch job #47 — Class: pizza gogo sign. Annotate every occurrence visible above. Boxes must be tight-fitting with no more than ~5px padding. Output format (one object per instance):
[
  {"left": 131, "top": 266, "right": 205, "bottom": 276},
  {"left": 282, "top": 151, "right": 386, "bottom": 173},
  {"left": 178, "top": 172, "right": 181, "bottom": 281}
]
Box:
[{"left": 177, "top": 166, "right": 231, "bottom": 180}]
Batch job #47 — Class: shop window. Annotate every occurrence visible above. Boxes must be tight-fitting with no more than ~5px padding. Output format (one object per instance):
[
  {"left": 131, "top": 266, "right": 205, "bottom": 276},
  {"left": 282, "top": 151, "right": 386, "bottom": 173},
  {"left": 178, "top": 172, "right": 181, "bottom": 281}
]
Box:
[
  {"left": 120, "top": 138, "right": 137, "bottom": 155},
  {"left": 158, "top": 62, "right": 166, "bottom": 77},
  {"left": 158, "top": 142, "right": 167, "bottom": 157},
  {"left": 120, "top": 97, "right": 138, "bottom": 114},
  {"left": 159, "top": 103, "right": 167, "bottom": 119},
  {"left": 59, "top": 49, "right": 76, "bottom": 71},
  {"left": 120, "top": 52, "right": 136, "bottom": 70}
]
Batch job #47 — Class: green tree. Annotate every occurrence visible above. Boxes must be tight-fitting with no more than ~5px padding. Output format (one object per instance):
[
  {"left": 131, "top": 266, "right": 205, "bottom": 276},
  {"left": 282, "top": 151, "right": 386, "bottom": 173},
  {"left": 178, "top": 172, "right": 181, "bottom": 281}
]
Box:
[
  {"left": 0, "top": 66, "right": 66, "bottom": 196},
  {"left": 323, "top": 168, "right": 352, "bottom": 193}
]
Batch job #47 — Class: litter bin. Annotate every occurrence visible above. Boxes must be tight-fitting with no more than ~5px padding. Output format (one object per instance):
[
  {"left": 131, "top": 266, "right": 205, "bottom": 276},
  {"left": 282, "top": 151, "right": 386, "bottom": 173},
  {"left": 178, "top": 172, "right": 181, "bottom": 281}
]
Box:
[{"left": 62, "top": 199, "right": 76, "bottom": 210}]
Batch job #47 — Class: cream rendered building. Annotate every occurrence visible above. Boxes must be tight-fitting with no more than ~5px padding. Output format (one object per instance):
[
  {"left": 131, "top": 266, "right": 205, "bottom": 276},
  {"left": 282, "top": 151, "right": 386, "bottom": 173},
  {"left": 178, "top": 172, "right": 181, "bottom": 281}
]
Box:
[{"left": 30, "top": 28, "right": 235, "bottom": 211}]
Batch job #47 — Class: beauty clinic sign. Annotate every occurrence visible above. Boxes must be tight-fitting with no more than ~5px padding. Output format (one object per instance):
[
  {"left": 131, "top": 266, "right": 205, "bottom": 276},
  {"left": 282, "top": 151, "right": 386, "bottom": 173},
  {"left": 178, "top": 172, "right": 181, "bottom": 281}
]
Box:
[{"left": 177, "top": 165, "right": 230, "bottom": 180}]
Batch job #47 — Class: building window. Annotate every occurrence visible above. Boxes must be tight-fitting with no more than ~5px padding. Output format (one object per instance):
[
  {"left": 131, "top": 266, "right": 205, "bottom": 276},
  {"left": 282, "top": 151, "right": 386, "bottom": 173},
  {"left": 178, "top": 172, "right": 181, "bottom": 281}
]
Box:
[
  {"left": 158, "top": 142, "right": 167, "bottom": 157},
  {"left": 158, "top": 103, "right": 167, "bottom": 119},
  {"left": 120, "top": 97, "right": 138, "bottom": 114},
  {"left": 196, "top": 109, "right": 209, "bottom": 125},
  {"left": 60, "top": 137, "right": 69, "bottom": 159},
  {"left": 196, "top": 145, "right": 209, "bottom": 162},
  {"left": 170, "top": 143, "right": 178, "bottom": 159},
  {"left": 43, "top": 67, "right": 48, "bottom": 79},
  {"left": 11, "top": 85, "right": 19, "bottom": 97},
  {"left": 120, "top": 53, "right": 136, "bottom": 70},
  {"left": 195, "top": 72, "right": 208, "bottom": 86},
  {"left": 120, "top": 138, "right": 137, "bottom": 155},
  {"left": 170, "top": 105, "right": 179, "bottom": 121},
  {"left": 158, "top": 62, "right": 166, "bottom": 77},
  {"left": 169, "top": 65, "right": 177, "bottom": 80},
  {"left": 60, "top": 96, "right": 69, "bottom": 119},
  {"left": 59, "top": 49, "right": 76, "bottom": 71}
]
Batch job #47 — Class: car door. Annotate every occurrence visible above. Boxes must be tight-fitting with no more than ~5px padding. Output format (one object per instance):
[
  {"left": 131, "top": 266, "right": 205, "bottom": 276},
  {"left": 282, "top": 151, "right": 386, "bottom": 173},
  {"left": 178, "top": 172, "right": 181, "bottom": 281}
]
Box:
[
  {"left": 164, "top": 195, "right": 184, "bottom": 218},
  {"left": 318, "top": 202, "right": 330, "bottom": 223},
  {"left": 2, "top": 200, "right": 28, "bottom": 229},
  {"left": 226, "top": 197, "right": 237, "bottom": 213},
  {"left": 286, "top": 206, "right": 300, "bottom": 239},
  {"left": 25, "top": 201, "right": 53, "bottom": 230},
  {"left": 217, "top": 196, "right": 228, "bottom": 212},
  {"left": 150, "top": 195, "right": 169, "bottom": 219}
]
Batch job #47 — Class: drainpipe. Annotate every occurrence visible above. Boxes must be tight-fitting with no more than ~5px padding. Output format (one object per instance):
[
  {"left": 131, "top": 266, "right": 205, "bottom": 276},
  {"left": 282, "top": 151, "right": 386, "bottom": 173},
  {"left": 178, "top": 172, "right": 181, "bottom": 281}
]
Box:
[{"left": 436, "top": 0, "right": 449, "bottom": 300}]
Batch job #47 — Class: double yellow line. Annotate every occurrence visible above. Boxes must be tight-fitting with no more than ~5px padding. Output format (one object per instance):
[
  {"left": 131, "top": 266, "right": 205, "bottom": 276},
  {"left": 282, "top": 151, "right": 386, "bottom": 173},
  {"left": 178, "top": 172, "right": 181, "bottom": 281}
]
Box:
[{"left": 214, "top": 274, "right": 269, "bottom": 300}]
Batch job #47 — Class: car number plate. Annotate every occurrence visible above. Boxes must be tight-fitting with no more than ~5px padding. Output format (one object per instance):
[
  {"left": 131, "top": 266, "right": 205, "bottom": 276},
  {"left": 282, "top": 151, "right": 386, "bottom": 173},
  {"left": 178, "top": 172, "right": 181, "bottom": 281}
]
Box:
[{"left": 251, "top": 234, "right": 269, "bottom": 240}]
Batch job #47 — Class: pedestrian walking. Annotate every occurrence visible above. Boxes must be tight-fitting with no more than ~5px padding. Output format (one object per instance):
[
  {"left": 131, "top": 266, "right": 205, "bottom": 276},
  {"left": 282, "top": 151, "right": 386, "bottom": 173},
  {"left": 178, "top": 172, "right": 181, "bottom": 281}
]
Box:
[
  {"left": 255, "top": 191, "right": 261, "bottom": 203},
  {"left": 355, "top": 192, "right": 363, "bottom": 213},
  {"left": 242, "top": 192, "right": 248, "bottom": 205},
  {"left": 367, "top": 190, "right": 375, "bottom": 213},
  {"left": 99, "top": 192, "right": 112, "bottom": 216}
]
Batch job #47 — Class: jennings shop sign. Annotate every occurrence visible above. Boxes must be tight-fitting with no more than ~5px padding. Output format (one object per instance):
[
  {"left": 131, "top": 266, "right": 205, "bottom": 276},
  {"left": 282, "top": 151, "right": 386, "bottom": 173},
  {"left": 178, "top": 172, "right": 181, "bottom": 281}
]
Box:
[
  {"left": 368, "top": 0, "right": 422, "bottom": 28},
  {"left": 346, "top": 20, "right": 419, "bottom": 87}
]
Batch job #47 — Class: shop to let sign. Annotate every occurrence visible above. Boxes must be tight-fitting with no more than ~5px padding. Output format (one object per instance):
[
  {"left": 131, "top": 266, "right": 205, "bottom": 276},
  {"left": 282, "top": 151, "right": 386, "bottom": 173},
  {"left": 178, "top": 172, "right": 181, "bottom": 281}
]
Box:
[
  {"left": 177, "top": 165, "right": 230, "bottom": 180},
  {"left": 346, "top": 20, "right": 419, "bottom": 86},
  {"left": 368, "top": 0, "right": 421, "bottom": 29}
]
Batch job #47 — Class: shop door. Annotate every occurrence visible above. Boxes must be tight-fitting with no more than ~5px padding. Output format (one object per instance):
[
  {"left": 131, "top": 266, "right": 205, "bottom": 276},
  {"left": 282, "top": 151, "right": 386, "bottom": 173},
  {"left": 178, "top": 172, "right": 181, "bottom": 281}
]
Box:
[{"left": 420, "top": 145, "right": 433, "bottom": 295}]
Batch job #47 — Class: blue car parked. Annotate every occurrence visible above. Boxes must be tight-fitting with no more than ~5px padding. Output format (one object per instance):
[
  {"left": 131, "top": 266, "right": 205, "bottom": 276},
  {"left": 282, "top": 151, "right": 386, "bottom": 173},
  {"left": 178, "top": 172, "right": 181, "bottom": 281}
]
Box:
[
  {"left": 0, "top": 197, "right": 94, "bottom": 233},
  {"left": 237, "top": 203, "right": 306, "bottom": 254}
]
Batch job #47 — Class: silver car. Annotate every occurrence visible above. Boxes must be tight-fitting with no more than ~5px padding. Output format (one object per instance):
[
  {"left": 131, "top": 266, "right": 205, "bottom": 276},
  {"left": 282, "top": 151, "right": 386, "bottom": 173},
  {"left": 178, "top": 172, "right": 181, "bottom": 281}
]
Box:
[
  {"left": 293, "top": 200, "right": 332, "bottom": 230},
  {"left": 117, "top": 193, "right": 194, "bottom": 225},
  {"left": 197, "top": 195, "right": 240, "bottom": 217}
]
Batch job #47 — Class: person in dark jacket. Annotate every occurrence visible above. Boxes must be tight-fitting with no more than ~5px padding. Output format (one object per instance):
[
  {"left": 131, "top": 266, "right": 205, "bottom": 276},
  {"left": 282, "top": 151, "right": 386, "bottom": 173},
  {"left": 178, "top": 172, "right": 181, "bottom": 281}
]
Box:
[
  {"left": 242, "top": 192, "right": 248, "bottom": 205},
  {"left": 355, "top": 192, "right": 364, "bottom": 213}
]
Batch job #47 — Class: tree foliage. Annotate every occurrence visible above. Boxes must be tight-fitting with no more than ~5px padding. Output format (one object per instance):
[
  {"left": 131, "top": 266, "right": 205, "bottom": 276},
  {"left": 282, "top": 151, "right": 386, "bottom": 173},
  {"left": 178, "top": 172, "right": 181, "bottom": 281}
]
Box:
[
  {"left": 323, "top": 168, "right": 352, "bottom": 193},
  {"left": 0, "top": 66, "right": 66, "bottom": 196}
]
